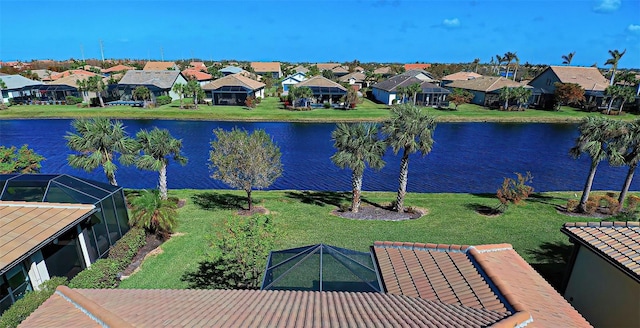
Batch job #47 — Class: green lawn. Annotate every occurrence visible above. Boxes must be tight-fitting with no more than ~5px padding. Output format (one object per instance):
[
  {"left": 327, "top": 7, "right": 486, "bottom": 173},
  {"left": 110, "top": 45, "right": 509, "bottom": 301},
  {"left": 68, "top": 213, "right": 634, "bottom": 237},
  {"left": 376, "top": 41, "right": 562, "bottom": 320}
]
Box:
[
  {"left": 1, "top": 97, "right": 635, "bottom": 122},
  {"left": 118, "top": 189, "right": 605, "bottom": 290}
]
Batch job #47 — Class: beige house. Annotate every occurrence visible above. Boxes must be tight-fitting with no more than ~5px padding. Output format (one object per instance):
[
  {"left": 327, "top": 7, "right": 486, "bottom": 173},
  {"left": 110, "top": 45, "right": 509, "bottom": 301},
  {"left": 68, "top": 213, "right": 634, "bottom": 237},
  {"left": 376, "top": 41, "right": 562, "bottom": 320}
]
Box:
[
  {"left": 441, "top": 71, "right": 483, "bottom": 86},
  {"left": 142, "top": 61, "right": 178, "bottom": 71},
  {"left": 445, "top": 76, "right": 531, "bottom": 108},
  {"left": 527, "top": 66, "right": 609, "bottom": 109},
  {"left": 202, "top": 73, "right": 265, "bottom": 106},
  {"left": 561, "top": 221, "right": 640, "bottom": 328},
  {"left": 250, "top": 62, "right": 282, "bottom": 79}
]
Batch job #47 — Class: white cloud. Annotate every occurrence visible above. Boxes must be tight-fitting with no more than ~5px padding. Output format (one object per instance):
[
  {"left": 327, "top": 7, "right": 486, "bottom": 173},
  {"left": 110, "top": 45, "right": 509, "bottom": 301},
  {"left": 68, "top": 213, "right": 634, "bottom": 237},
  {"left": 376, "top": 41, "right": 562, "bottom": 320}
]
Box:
[
  {"left": 442, "top": 18, "right": 460, "bottom": 28},
  {"left": 593, "top": 0, "right": 621, "bottom": 13},
  {"left": 628, "top": 24, "right": 640, "bottom": 33}
]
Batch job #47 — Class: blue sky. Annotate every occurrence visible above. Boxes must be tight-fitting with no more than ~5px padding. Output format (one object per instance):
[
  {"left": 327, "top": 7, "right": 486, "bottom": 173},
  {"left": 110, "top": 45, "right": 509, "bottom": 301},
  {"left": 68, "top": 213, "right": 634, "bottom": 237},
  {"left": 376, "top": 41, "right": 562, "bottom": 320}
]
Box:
[{"left": 1, "top": 0, "right": 639, "bottom": 68}]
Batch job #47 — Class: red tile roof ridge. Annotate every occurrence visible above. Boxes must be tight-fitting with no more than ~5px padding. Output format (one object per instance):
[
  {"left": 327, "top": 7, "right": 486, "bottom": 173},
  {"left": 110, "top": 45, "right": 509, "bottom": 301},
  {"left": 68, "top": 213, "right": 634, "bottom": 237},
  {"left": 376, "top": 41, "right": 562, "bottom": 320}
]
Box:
[
  {"left": 55, "top": 285, "right": 132, "bottom": 327},
  {"left": 468, "top": 248, "right": 526, "bottom": 313},
  {"left": 563, "top": 221, "right": 640, "bottom": 228},
  {"left": 490, "top": 310, "right": 533, "bottom": 328},
  {"left": 373, "top": 241, "right": 470, "bottom": 252},
  {"left": 468, "top": 244, "right": 513, "bottom": 253}
]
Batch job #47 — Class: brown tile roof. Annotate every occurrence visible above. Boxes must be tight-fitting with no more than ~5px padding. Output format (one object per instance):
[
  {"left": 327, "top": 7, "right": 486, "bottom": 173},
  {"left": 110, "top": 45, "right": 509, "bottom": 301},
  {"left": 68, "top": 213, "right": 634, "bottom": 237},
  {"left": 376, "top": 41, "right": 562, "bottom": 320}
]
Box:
[
  {"left": 101, "top": 64, "right": 135, "bottom": 73},
  {"left": 22, "top": 286, "right": 510, "bottom": 327},
  {"left": 250, "top": 61, "right": 281, "bottom": 73},
  {"left": 338, "top": 71, "right": 366, "bottom": 83},
  {"left": 562, "top": 221, "right": 640, "bottom": 282},
  {"left": 48, "top": 69, "right": 98, "bottom": 81},
  {"left": 442, "top": 71, "right": 483, "bottom": 81},
  {"left": 373, "top": 242, "right": 592, "bottom": 327},
  {"left": 181, "top": 69, "right": 213, "bottom": 81},
  {"left": 47, "top": 74, "right": 92, "bottom": 87},
  {"left": 142, "top": 61, "right": 177, "bottom": 71},
  {"left": 0, "top": 201, "right": 96, "bottom": 274},
  {"left": 548, "top": 66, "right": 609, "bottom": 92},
  {"left": 373, "top": 66, "right": 392, "bottom": 75},
  {"left": 315, "top": 63, "right": 341, "bottom": 71},
  {"left": 294, "top": 65, "right": 309, "bottom": 73},
  {"left": 331, "top": 65, "right": 349, "bottom": 74},
  {"left": 405, "top": 63, "right": 432, "bottom": 70},
  {"left": 296, "top": 76, "right": 347, "bottom": 91},
  {"left": 202, "top": 73, "right": 265, "bottom": 91},
  {"left": 445, "top": 76, "right": 527, "bottom": 93}
]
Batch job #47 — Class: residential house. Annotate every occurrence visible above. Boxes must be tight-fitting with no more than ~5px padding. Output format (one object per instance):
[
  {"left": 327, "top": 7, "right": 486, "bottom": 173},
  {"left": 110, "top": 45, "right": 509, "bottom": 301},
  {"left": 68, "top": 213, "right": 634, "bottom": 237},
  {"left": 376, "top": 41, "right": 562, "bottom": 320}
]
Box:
[
  {"left": 338, "top": 71, "right": 366, "bottom": 90},
  {"left": 281, "top": 72, "right": 307, "bottom": 92},
  {"left": 188, "top": 61, "right": 207, "bottom": 72},
  {"left": 250, "top": 62, "right": 282, "bottom": 79},
  {"left": 101, "top": 64, "right": 135, "bottom": 74},
  {"left": 315, "top": 63, "right": 341, "bottom": 71},
  {"left": 441, "top": 71, "right": 483, "bottom": 86},
  {"left": 22, "top": 241, "right": 590, "bottom": 327},
  {"left": 181, "top": 69, "right": 214, "bottom": 86},
  {"left": 220, "top": 66, "right": 243, "bottom": 76},
  {"left": 527, "top": 66, "right": 609, "bottom": 109},
  {"left": 0, "top": 174, "right": 130, "bottom": 315},
  {"left": 444, "top": 76, "right": 531, "bottom": 108},
  {"left": 142, "top": 61, "right": 178, "bottom": 71},
  {"left": 44, "top": 69, "right": 99, "bottom": 82},
  {"left": 401, "top": 69, "right": 437, "bottom": 82},
  {"left": 39, "top": 74, "right": 93, "bottom": 102},
  {"left": 31, "top": 69, "right": 56, "bottom": 81},
  {"left": 373, "top": 66, "right": 393, "bottom": 78},
  {"left": 295, "top": 75, "right": 347, "bottom": 104},
  {"left": 0, "top": 75, "right": 42, "bottom": 104},
  {"left": 293, "top": 65, "right": 308, "bottom": 74},
  {"left": 404, "top": 63, "right": 431, "bottom": 71},
  {"left": 331, "top": 65, "right": 349, "bottom": 77},
  {"left": 353, "top": 66, "right": 365, "bottom": 73},
  {"left": 115, "top": 70, "right": 187, "bottom": 101},
  {"left": 561, "top": 221, "right": 639, "bottom": 328},
  {"left": 202, "top": 73, "right": 265, "bottom": 106},
  {"left": 371, "top": 73, "right": 450, "bottom": 106}
]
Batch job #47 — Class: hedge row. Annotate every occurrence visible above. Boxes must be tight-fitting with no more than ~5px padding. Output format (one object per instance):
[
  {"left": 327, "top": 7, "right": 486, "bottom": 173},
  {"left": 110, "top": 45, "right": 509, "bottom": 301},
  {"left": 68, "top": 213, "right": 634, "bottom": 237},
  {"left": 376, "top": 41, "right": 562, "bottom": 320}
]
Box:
[
  {"left": 155, "top": 95, "right": 172, "bottom": 106},
  {"left": 69, "top": 227, "right": 146, "bottom": 289},
  {"left": 0, "top": 277, "right": 68, "bottom": 328}
]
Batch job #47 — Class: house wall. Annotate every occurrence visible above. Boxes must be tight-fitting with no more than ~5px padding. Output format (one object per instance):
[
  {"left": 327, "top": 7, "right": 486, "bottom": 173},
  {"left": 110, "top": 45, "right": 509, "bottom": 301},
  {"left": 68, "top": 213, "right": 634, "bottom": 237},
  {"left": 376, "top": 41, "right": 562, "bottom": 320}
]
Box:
[
  {"left": 527, "top": 69, "right": 559, "bottom": 94},
  {"left": 469, "top": 90, "right": 486, "bottom": 106},
  {"left": 372, "top": 88, "right": 395, "bottom": 105},
  {"left": 564, "top": 246, "right": 640, "bottom": 328},
  {"left": 168, "top": 75, "right": 189, "bottom": 100},
  {"left": 282, "top": 78, "right": 300, "bottom": 92},
  {"left": 255, "top": 88, "right": 264, "bottom": 99}
]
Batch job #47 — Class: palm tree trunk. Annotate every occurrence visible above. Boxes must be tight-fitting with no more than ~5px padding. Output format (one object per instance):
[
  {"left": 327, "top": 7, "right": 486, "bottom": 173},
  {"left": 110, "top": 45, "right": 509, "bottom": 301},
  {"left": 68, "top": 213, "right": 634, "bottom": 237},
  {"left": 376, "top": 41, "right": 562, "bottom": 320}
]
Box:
[
  {"left": 107, "top": 172, "right": 117, "bottom": 186},
  {"left": 578, "top": 160, "right": 599, "bottom": 212},
  {"left": 607, "top": 97, "right": 615, "bottom": 114},
  {"left": 618, "top": 164, "right": 636, "bottom": 209},
  {"left": 610, "top": 69, "right": 616, "bottom": 86},
  {"left": 351, "top": 171, "right": 363, "bottom": 213},
  {"left": 247, "top": 189, "right": 252, "bottom": 211},
  {"left": 413, "top": 92, "right": 417, "bottom": 106},
  {"left": 513, "top": 65, "right": 518, "bottom": 81},
  {"left": 98, "top": 93, "right": 105, "bottom": 107},
  {"left": 396, "top": 150, "right": 409, "bottom": 212},
  {"left": 618, "top": 100, "right": 626, "bottom": 115},
  {"left": 179, "top": 95, "right": 183, "bottom": 109},
  {"left": 159, "top": 163, "right": 168, "bottom": 200}
]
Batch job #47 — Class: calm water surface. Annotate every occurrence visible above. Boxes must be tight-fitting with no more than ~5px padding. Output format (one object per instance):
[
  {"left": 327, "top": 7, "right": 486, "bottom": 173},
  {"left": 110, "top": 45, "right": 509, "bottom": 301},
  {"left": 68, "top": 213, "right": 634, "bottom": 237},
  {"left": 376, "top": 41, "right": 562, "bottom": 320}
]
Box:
[{"left": 1, "top": 119, "right": 637, "bottom": 193}]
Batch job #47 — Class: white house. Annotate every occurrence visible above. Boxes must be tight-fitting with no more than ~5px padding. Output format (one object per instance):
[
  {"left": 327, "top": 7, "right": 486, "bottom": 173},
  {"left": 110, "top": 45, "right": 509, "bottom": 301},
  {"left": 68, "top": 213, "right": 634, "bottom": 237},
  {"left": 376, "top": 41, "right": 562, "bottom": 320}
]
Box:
[
  {"left": 0, "top": 75, "right": 42, "bottom": 104},
  {"left": 281, "top": 72, "right": 307, "bottom": 92}
]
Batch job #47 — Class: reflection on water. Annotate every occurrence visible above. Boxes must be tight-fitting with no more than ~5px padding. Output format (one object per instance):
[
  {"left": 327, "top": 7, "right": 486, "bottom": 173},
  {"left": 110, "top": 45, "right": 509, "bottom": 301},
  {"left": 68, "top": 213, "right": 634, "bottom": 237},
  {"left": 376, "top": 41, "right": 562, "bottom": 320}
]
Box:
[{"left": 1, "top": 119, "right": 637, "bottom": 193}]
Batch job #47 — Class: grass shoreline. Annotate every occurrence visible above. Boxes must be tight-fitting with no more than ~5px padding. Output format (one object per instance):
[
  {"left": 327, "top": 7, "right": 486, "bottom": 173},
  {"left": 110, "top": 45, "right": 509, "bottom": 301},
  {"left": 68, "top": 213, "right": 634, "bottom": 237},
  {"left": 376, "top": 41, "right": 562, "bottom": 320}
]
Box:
[{"left": 1, "top": 97, "right": 635, "bottom": 123}]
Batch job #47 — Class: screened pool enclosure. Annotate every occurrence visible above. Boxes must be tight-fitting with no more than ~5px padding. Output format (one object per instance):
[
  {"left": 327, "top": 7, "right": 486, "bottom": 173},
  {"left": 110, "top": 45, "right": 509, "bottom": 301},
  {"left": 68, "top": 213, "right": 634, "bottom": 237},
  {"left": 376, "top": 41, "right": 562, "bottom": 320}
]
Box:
[
  {"left": 0, "top": 174, "right": 130, "bottom": 261},
  {"left": 261, "top": 244, "right": 383, "bottom": 293}
]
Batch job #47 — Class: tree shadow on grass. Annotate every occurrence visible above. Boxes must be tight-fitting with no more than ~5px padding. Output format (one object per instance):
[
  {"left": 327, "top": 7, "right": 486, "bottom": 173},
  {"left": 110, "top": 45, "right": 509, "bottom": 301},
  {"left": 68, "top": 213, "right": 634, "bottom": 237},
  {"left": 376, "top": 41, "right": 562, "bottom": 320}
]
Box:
[
  {"left": 464, "top": 203, "right": 502, "bottom": 216},
  {"left": 191, "top": 192, "right": 248, "bottom": 210},
  {"left": 471, "top": 193, "right": 498, "bottom": 200},
  {"left": 528, "top": 193, "right": 569, "bottom": 206},
  {"left": 181, "top": 260, "right": 256, "bottom": 290},
  {"left": 527, "top": 241, "right": 574, "bottom": 291},
  {"left": 285, "top": 191, "right": 349, "bottom": 207}
]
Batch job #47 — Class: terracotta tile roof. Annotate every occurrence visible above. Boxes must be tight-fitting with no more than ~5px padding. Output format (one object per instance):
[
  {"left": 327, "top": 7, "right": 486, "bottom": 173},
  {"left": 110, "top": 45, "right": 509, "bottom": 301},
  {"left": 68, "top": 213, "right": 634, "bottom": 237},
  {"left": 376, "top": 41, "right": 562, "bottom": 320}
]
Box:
[
  {"left": 142, "top": 61, "right": 177, "bottom": 71},
  {"left": 296, "top": 76, "right": 347, "bottom": 91},
  {"left": 562, "top": 221, "right": 640, "bottom": 282},
  {"left": 445, "top": 76, "right": 528, "bottom": 93},
  {"left": 181, "top": 69, "right": 213, "bottom": 81},
  {"left": 548, "top": 66, "right": 609, "bottom": 92},
  {"left": 373, "top": 242, "right": 592, "bottom": 327},
  {"left": 202, "top": 73, "right": 265, "bottom": 91},
  {"left": 405, "top": 63, "right": 432, "bottom": 70},
  {"left": 22, "top": 286, "right": 510, "bottom": 327},
  {"left": 0, "top": 201, "right": 96, "bottom": 274},
  {"left": 189, "top": 61, "right": 207, "bottom": 71},
  {"left": 101, "top": 64, "right": 135, "bottom": 73},
  {"left": 250, "top": 61, "right": 281, "bottom": 73},
  {"left": 442, "top": 71, "right": 483, "bottom": 81}
]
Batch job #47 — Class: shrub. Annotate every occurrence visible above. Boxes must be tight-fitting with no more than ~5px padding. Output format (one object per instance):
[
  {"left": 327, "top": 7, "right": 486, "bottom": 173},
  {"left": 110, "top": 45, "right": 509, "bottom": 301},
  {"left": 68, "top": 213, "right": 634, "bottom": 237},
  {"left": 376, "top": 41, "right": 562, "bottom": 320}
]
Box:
[
  {"left": 627, "top": 195, "right": 640, "bottom": 211},
  {"left": 107, "top": 227, "right": 146, "bottom": 270},
  {"left": 0, "top": 277, "right": 67, "bottom": 328},
  {"left": 65, "top": 96, "right": 83, "bottom": 105},
  {"left": 68, "top": 258, "right": 121, "bottom": 289},
  {"left": 599, "top": 195, "right": 619, "bottom": 214},
  {"left": 566, "top": 199, "right": 579, "bottom": 212},
  {"left": 323, "top": 102, "right": 331, "bottom": 109},
  {"left": 496, "top": 172, "right": 534, "bottom": 210},
  {"left": 339, "top": 202, "right": 350, "bottom": 212},
  {"left": 585, "top": 198, "right": 599, "bottom": 214},
  {"left": 244, "top": 96, "right": 256, "bottom": 108},
  {"left": 155, "top": 95, "right": 172, "bottom": 106}
]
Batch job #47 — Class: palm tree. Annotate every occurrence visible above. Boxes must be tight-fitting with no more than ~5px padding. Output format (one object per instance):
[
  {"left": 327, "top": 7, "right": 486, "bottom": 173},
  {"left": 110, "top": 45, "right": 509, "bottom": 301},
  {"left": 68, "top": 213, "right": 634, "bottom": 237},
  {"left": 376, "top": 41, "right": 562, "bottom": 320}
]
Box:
[
  {"left": 407, "top": 83, "right": 422, "bottom": 106},
  {"left": 75, "top": 79, "right": 89, "bottom": 104},
  {"left": 512, "top": 56, "right": 520, "bottom": 81},
  {"left": 570, "top": 117, "right": 623, "bottom": 212},
  {"left": 513, "top": 86, "right": 532, "bottom": 110},
  {"left": 65, "top": 118, "right": 137, "bottom": 186},
  {"left": 395, "top": 86, "right": 407, "bottom": 104},
  {"left": 0, "top": 79, "right": 7, "bottom": 104},
  {"left": 331, "top": 123, "right": 386, "bottom": 213},
  {"left": 172, "top": 83, "right": 185, "bottom": 109},
  {"left": 503, "top": 52, "right": 517, "bottom": 79},
  {"left": 562, "top": 52, "right": 575, "bottom": 65},
  {"left": 605, "top": 49, "right": 626, "bottom": 86},
  {"left": 382, "top": 104, "right": 436, "bottom": 212},
  {"left": 133, "top": 128, "right": 188, "bottom": 200},
  {"left": 129, "top": 189, "right": 178, "bottom": 237},
  {"left": 87, "top": 75, "right": 106, "bottom": 107},
  {"left": 499, "top": 86, "right": 511, "bottom": 109},
  {"left": 609, "top": 120, "right": 640, "bottom": 207},
  {"left": 494, "top": 54, "right": 503, "bottom": 75},
  {"left": 473, "top": 58, "right": 480, "bottom": 73},
  {"left": 133, "top": 86, "right": 151, "bottom": 102}
]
